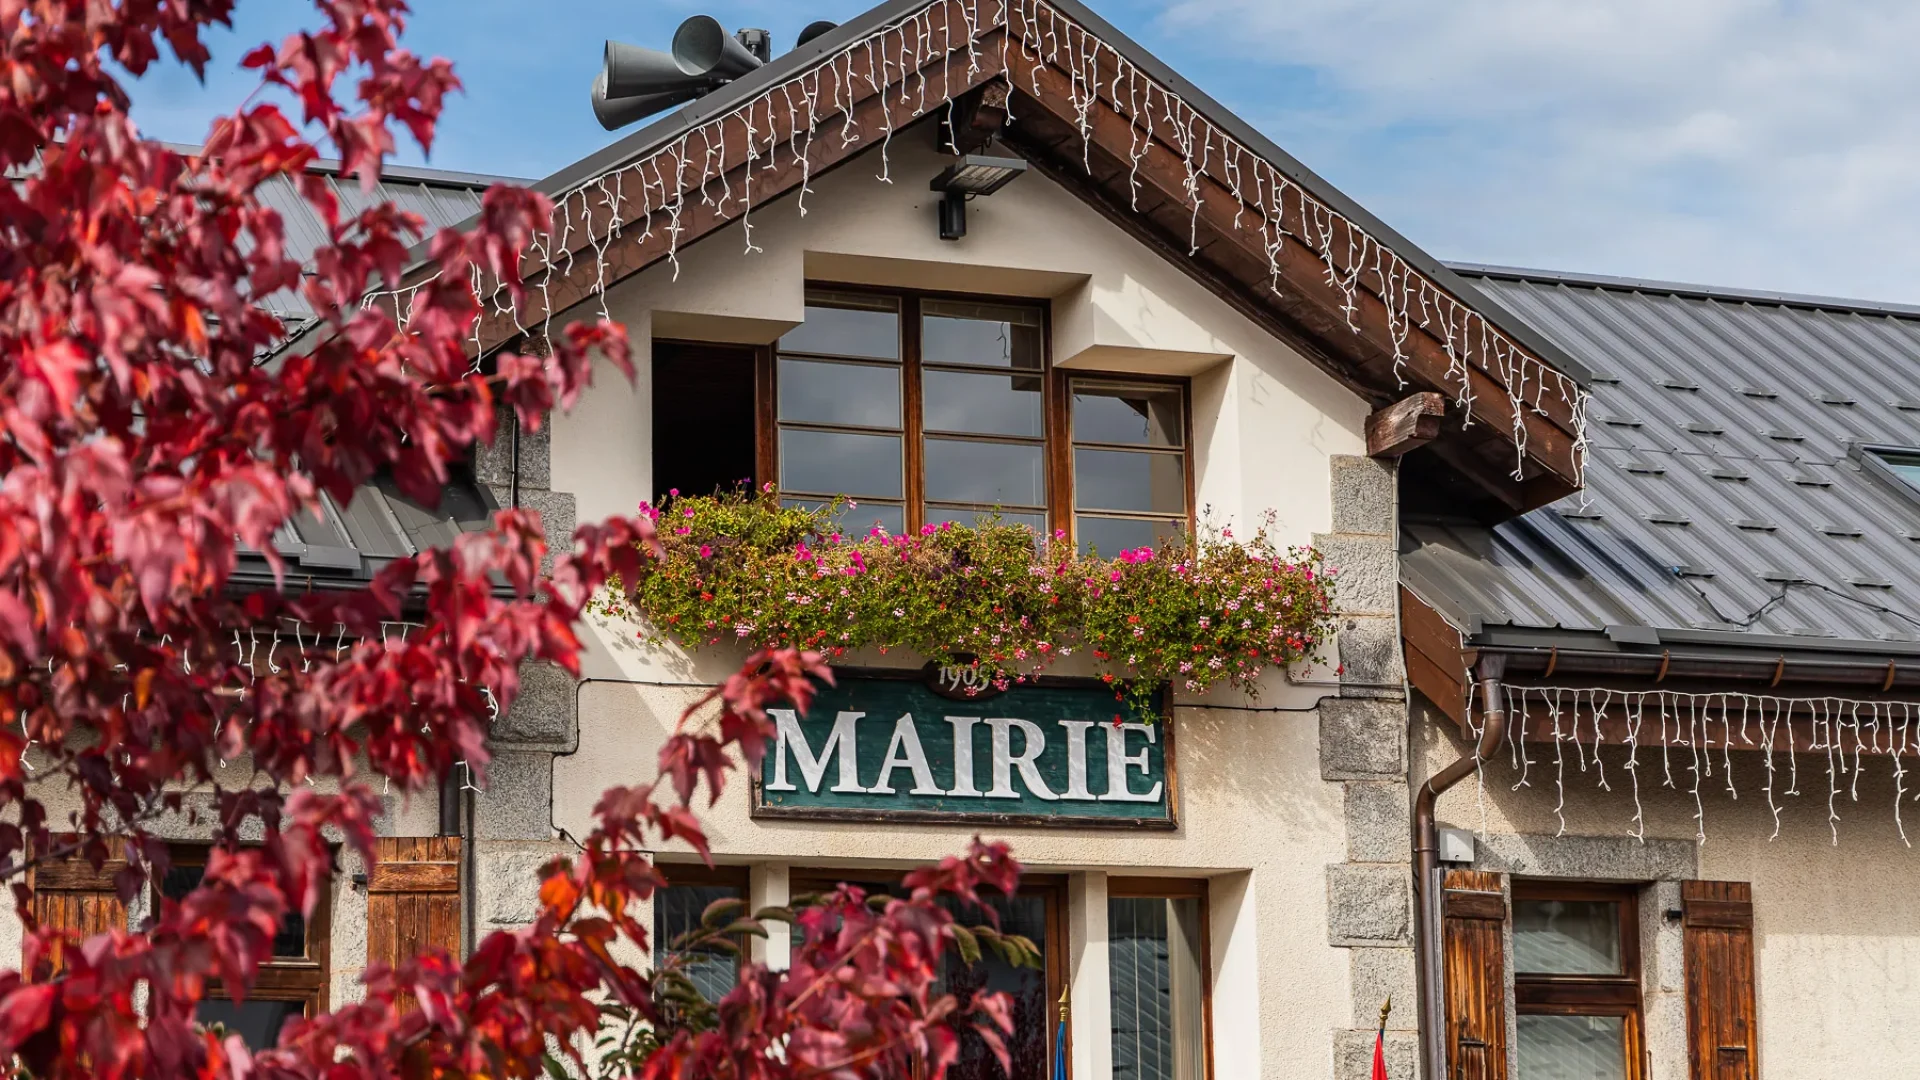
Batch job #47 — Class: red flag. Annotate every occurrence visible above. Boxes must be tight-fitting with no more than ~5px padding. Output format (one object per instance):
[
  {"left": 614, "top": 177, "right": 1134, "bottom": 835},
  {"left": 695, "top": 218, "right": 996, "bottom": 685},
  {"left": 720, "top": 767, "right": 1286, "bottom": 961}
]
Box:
[{"left": 1371, "top": 1028, "right": 1389, "bottom": 1080}]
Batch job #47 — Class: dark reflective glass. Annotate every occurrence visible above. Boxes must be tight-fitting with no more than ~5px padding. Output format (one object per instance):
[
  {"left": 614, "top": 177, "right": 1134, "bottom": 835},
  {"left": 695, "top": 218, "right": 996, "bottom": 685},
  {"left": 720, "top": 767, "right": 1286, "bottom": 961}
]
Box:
[
  {"left": 1074, "top": 449, "right": 1185, "bottom": 514},
  {"left": 923, "top": 300, "right": 1043, "bottom": 370},
  {"left": 778, "top": 358, "right": 901, "bottom": 428},
  {"left": 1514, "top": 899, "right": 1623, "bottom": 975},
  {"left": 923, "top": 369, "right": 1044, "bottom": 437},
  {"left": 943, "top": 893, "right": 1050, "bottom": 1080},
  {"left": 781, "top": 498, "right": 906, "bottom": 538},
  {"left": 165, "top": 864, "right": 305, "bottom": 958},
  {"left": 925, "top": 438, "right": 1046, "bottom": 508},
  {"left": 1516, "top": 1015, "right": 1627, "bottom": 1080},
  {"left": 779, "top": 295, "right": 900, "bottom": 359},
  {"left": 197, "top": 998, "right": 303, "bottom": 1050},
  {"left": 779, "top": 429, "right": 902, "bottom": 499},
  {"left": 1076, "top": 515, "right": 1184, "bottom": 558},
  {"left": 924, "top": 506, "right": 1046, "bottom": 534},
  {"left": 1073, "top": 384, "right": 1183, "bottom": 447},
  {"left": 653, "top": 883, "right": 743, "bottom": 1004}
]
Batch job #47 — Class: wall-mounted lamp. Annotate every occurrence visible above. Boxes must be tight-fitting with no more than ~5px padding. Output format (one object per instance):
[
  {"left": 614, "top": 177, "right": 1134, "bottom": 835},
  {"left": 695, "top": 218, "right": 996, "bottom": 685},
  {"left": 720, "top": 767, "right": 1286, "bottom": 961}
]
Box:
[{"left": 929, "top": 154, "right": 1028, "bottom": 241}]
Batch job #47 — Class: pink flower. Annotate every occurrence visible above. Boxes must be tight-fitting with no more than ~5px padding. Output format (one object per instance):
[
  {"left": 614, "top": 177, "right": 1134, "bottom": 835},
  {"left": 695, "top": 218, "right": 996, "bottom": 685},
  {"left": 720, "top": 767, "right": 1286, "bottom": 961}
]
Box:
[
  {"left": 1109, "top": 570, "right": 1122, "bottom": 582},
  {"left": 698, "top": 544, "right": 713, "bottom": 558}
]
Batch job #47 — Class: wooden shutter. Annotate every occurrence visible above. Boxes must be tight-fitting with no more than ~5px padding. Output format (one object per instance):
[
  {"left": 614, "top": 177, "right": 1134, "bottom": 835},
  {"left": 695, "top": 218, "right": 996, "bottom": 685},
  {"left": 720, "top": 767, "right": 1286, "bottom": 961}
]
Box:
[
  {"left": 1682, "top": 881, "right": 1758, "bottom": 1080},
  {"left": 1442, "top": 869, "right": 1509, "bottom": 1080},
  {"left": 31, "top": 850, "right": 127, "bottom": 973},
  {"left": 367, "top": 836, "right": 462, "bottom": 997}
]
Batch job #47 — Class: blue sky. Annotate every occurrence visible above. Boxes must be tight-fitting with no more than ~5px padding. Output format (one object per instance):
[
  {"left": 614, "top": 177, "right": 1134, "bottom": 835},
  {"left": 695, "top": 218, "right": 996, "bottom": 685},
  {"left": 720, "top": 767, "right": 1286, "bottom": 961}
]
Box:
[{"left": 130, "top": 1, "right": 1920, "bottom": 303}]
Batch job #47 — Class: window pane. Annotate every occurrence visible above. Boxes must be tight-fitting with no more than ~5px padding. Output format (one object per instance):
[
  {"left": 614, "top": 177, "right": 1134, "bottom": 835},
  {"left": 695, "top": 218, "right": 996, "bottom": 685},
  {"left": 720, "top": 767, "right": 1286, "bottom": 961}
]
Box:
[
  {"left": 1074, "top": 449, "right": 1186, "bottom": 514},
  {"left": 922, "top": 300, "right": 1043, "bottom": 370},
  {"left": 1073, "top": 384, "right": 1183, "bottom": 447},
  {"left": 944, "top": 892, "right": 1051, "bottom": 1080},
  {"left": 925, "top": 506, "right": 1046, "bottom": 534},
  {"left": 923, "top": 368, "right": 1044, "bottom": 437},
  {"left": 778, "top": 358, "right": 900, "bottom": 428},
  {"left": 1873, "top": 450, "right": 1920, "bottom": 492},
  {"left": 925, "top": 437, "right": 1046, "bottom": 508},
  {"left": 1514, "top": 899, "right": 1623, "bottom": 975},
  {"left": 1516, "top": 1014, "right": 1627, "bottom": 1080},
  {"left": 1077, "top": 515, "right": 1185, "bottom": 558},
  {"left": 197, "top": 998, "right": 304, "bottom": 1050},
  {"left": 653, "top": 882, "right": 743, "bottom": 1003},
  {"left": 782, "top": 498, "right": 905, "bottom": 538},
  {"left": 1110, "top": 896, "right": 1206, "bottom": 1080},
  {"left": 779, "top": 429, "right": 902, "bottom": 499},
  {"left": 165, "top": 864, "right": 306, "bottom": 959},
  {"left": 780, "top": 294, "right": 900, "bottom": 359}
]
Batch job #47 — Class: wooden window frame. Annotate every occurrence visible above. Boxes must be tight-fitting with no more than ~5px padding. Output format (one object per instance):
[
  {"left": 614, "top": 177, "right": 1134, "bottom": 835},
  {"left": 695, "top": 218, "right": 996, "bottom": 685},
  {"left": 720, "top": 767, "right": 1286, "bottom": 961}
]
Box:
[
  {"left": 157, "top": 844, "right": 331, "bottom": 1017},
  {"left": 1108, "top": 876, "right": 1214, "bottom": 1080},
  {"left": 1511, "top": 879, "right": 1645, "bottom": 1080},
  {"left": 765, "top": 283, "right": 1197, "bottom": 547}
]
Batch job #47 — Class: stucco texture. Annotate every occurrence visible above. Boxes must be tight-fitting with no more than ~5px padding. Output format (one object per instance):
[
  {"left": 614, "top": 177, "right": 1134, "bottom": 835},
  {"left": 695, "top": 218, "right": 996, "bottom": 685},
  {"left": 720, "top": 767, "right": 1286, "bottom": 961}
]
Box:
[{"left": 1419, "top": 708, "right": 1920, "bottom": 1078}]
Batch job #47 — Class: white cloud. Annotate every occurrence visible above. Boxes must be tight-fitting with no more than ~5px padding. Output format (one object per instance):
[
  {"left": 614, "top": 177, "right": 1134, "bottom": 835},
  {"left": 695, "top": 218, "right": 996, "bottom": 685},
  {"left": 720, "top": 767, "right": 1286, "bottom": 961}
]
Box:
[{"left": 1151, "top": 0, "right": 1920, "bottom": 300}]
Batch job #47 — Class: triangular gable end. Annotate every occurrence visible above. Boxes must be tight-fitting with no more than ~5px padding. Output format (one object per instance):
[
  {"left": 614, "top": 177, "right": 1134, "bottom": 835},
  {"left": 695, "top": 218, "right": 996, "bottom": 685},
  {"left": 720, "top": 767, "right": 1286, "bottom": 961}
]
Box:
[{"left": 403, "top": 0, "right": 1590, "bottom": 515}]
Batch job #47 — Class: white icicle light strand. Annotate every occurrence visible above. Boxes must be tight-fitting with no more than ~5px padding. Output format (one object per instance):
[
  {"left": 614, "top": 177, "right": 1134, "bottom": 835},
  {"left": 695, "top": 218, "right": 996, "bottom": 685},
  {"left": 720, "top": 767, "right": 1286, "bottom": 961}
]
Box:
[
  {"left": 385, "top": 0, "right": 1586, "bottom": 483},
  {"left": 1478, "top": 686, "right": 1920, "bottom": 848}
]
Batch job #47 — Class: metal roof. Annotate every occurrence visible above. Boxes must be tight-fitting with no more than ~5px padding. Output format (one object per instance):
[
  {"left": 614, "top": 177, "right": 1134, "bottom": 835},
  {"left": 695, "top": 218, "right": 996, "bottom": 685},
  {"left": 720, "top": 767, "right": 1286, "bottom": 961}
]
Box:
[
  {"left": 255, "top": 158, "right": 516, "bottom": 325},
  {"left": 1402, "top": 266, "right": 1920, "bottom": 654}
]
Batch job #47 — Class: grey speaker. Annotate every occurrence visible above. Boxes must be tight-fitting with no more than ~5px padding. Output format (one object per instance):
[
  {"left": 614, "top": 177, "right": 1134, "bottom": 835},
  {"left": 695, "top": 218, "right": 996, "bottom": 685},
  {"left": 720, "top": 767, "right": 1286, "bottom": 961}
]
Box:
[
  {"left": 590, "top": 69, "right": 699, "bottom": 131},
  {"left": 672, "top": 15, "right": 764, "bottom": 80},
  {"left": 602, "top": 39, "right": 711, "bottom": 99}
]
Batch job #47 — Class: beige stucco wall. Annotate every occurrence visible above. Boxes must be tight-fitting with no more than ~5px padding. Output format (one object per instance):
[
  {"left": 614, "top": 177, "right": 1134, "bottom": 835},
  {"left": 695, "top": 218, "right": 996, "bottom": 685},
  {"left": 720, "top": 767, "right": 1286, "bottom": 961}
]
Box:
[{"left": 1421, "top": 706, "right": 1920, "bottom": 1078}]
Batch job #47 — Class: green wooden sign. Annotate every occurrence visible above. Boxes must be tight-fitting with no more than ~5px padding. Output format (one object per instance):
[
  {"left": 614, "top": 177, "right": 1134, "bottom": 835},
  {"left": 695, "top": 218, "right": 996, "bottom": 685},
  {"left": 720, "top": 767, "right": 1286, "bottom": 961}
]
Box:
[{"left": 754, "top": 668, "right": 1175, "bottom": 828}]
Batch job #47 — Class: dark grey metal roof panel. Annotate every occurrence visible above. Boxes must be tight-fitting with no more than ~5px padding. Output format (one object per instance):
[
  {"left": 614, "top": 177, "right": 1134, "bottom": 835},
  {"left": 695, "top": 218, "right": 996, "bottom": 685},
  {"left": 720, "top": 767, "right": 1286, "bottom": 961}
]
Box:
[{"left": 1406, "top": 268, "right": 1920, "bottom": 651}]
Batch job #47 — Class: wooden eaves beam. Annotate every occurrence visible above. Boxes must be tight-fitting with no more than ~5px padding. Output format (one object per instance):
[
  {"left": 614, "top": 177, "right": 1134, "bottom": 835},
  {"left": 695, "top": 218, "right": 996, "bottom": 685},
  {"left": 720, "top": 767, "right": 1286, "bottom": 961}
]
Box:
[{"left": 1368, "top": 392, "right": 1446, "bottom": 458}]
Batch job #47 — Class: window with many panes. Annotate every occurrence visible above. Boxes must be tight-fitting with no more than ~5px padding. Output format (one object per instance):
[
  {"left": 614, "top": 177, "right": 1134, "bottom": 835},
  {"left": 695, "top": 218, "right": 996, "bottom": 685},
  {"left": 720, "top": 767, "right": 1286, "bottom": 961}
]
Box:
[
  {"left": 1512, "top": 881, "right": 1644, "bottom": 1080},
  {"left": 773, "top": 287, "right": 1191, "bottom": 552},
  {"left": 158, "top": 847, "right": 330, "bottom": 1050}
]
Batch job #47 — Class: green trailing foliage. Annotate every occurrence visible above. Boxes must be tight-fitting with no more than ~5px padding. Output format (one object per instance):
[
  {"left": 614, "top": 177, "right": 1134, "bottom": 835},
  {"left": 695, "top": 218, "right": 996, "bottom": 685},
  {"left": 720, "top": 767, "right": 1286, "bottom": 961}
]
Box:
[{"left": 593, "top": 487, "right": 1338, "bottom": 710}]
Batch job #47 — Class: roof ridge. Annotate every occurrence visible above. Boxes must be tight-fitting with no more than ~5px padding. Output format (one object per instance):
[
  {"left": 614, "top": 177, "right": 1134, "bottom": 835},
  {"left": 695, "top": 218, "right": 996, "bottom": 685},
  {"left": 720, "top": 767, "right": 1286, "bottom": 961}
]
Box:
[{"left": 1451, "top": 260, "right": 1920, "bottom": 320}]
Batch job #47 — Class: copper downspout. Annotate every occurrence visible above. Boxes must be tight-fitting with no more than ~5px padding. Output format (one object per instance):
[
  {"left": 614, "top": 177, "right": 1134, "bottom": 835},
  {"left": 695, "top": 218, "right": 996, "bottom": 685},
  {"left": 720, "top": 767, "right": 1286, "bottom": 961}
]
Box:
[{"left": 1413, "top": 654, "right": 1508, "bottom": 1080}]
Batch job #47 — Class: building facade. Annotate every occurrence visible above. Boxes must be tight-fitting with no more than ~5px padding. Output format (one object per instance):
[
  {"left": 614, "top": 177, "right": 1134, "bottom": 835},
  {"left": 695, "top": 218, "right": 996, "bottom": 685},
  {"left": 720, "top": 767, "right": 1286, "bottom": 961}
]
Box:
[{"left": 15, "top": 2, "right": 1920, "bottom": 1079}]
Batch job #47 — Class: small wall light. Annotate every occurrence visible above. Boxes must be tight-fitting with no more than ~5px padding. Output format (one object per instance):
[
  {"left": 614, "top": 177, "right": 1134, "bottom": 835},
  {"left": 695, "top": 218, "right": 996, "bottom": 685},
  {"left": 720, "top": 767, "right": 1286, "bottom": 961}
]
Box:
[{"left": 929, "top": 154, "right": 1028, "bottom": 241}]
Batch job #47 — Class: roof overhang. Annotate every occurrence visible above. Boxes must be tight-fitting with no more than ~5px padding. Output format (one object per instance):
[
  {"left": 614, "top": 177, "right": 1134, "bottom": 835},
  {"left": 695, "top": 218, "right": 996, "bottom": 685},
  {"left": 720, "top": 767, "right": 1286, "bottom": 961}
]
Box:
[{"left": 286, "top": 0, "right": 1589, "bottom": 517}]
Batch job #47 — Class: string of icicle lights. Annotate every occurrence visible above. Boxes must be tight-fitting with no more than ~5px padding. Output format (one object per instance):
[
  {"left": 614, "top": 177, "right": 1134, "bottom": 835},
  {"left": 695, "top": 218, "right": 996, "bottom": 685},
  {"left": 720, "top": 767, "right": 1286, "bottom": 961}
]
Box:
[
  {"left": 1468, "top": 684, "right": 1920, "bottom": 848},
  {"left": 28, "top": 620, "right": 498, "bottom": 800},
  {"left": 361, "top": 0, "right": 1588, "bottom": 482}
]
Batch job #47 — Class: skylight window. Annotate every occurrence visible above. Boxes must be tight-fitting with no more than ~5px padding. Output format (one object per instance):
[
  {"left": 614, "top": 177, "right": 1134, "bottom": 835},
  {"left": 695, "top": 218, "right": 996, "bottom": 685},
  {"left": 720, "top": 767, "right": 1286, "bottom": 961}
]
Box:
[{"left": 1862, "top": 446, "right": 1920, "bottom": 496}]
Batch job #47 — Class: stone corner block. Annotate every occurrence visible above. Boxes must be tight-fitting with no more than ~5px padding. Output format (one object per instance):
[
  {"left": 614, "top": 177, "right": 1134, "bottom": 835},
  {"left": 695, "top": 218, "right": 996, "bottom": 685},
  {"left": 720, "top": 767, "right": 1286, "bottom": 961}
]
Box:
[
  {"left": 1326, "top": 864, "right": 1411, "bottom": 946},
  {"left": 493, "top": 661, "right": 578, "bottom": 747},
  {"left": 1337, "top": 615, "right": 1405, "bottom": 690},
  {"left": 475, "top": 750, "right": 557, "bottom": 842},
  {"left": 476, "top": 406, "right": 552, "bottom": 491},
  {"left": 477, "top": 842, "right": 572, "bottom": 928},
  {"left": 1313, "top": 532, "right": 1397, "bottom": 616},
  {"left": 1348, "top": 946, "right": 1419, "bottom": 1029},
  {"left": 1344, "top": 781, "right": 1412, "bottom": 864},
  {"left": 1329, "top": 455, "right": 1396, "bottom": 536},
  {"left": 1320, "top": 698, "right": 1407, "bottom": 781},
  {"left": 1334, "top": 1028, "right": 1420, "bottom": 1080}
]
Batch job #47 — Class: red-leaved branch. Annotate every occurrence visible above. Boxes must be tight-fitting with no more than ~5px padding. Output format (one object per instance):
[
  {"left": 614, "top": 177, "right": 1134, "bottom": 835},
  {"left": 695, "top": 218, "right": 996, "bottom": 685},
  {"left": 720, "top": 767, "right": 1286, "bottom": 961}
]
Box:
[{"left": 0, "top": 2, "right": 1022, "bottom": 1077}]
